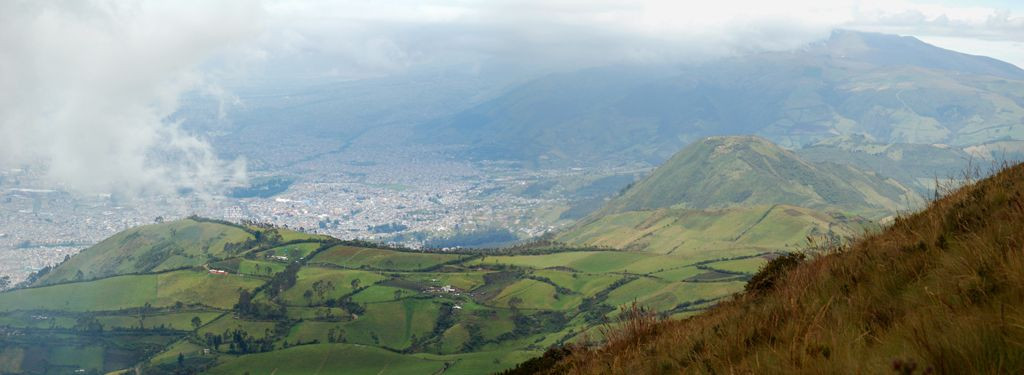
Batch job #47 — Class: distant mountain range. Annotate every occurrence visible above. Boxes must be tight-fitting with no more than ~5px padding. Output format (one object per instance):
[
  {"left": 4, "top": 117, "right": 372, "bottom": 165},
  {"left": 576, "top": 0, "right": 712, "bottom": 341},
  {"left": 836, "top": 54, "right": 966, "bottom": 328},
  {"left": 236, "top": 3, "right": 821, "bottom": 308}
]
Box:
[{"left": 417, "top": 30, "right": 1024, "bottom": 167}]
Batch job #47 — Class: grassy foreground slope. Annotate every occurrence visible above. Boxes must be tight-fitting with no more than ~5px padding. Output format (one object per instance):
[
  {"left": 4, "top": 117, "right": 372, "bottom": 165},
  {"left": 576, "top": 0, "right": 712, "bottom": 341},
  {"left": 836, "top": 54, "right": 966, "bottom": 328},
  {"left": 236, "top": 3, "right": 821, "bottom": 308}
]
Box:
[{"left": 529, "top": 162, "right": 1024, "bottom": 374}]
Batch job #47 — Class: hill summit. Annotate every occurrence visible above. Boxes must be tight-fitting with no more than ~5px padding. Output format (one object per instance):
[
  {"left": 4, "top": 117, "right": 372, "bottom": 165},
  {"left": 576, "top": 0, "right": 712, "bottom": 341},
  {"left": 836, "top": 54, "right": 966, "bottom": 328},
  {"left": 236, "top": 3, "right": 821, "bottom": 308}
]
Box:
[{"left": 600, "top": 135, "right": 920, "bottom": 215}]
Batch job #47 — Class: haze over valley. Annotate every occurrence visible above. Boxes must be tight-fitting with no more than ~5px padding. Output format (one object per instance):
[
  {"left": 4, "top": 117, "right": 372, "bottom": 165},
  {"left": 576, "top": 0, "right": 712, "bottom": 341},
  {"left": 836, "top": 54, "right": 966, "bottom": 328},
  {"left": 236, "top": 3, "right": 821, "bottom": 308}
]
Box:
[{"left": 7, "top": 28, "right": 1023, "bottom": 285}]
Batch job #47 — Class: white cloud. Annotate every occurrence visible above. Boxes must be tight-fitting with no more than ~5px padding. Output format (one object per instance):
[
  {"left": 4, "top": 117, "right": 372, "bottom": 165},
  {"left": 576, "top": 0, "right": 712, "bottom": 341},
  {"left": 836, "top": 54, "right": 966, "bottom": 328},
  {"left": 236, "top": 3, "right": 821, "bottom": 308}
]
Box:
[
  {"left": 844, "top": 1, "right": 1024, "bottom": 66},
  {"left": 0, "top": 1, "right": 263, "bottom": 196}
]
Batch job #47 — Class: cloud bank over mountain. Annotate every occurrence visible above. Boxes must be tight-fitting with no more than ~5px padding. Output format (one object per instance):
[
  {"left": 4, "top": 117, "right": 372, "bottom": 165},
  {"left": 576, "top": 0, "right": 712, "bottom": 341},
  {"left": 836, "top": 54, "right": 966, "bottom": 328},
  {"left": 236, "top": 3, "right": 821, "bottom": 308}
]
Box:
[{"left": 243, "top": 0, "right": 1024, "bottom": 80}]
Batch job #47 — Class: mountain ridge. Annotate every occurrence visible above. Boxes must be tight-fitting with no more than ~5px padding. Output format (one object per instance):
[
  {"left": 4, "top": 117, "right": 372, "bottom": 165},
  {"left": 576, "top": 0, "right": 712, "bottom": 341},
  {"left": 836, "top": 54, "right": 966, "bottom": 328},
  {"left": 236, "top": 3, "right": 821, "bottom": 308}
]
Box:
[{"left": 416, "top": 30, "right": 1024, "bottom": 166}]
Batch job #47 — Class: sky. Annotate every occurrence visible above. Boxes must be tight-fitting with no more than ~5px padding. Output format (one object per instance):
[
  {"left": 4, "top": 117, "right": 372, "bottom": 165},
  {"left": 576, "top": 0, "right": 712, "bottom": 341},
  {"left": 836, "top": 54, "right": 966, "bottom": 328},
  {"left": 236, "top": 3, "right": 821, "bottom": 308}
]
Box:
[{"left": 0, "top": 0, "right": 1022, "bottom": 196}]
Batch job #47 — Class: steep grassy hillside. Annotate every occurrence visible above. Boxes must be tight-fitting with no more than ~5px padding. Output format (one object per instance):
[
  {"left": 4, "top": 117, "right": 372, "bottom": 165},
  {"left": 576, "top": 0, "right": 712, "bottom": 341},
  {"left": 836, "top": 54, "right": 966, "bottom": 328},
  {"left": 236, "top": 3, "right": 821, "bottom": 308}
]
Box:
[{"left": 528, "top": 162, "right": 1024, "bottom": 374}]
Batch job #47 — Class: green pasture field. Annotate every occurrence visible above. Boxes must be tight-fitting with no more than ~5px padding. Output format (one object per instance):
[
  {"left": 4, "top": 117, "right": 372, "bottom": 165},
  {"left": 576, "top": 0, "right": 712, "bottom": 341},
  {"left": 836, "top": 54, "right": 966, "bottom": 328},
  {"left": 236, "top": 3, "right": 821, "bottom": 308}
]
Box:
[
  {"left": 453, "top": 302, "right": 517, "bottom": 341},
  {"left": 650, "top": 265, "right": 705, "bottom": 281},
  {"left": 391, "top": 271, "right": 487, "bottom": 291},
  {"left": 604, "top": 278, "right": 746, "bottom": 313},
  {"left": 198, "top": 315, "right": 278, "bottom": 340},
  {"left": 94, "top": 311, "right": 224, "bottom": 331},
  {"left": 282, "top": 321, "right": 347, "bottom": 344},
  {"left": 415, "top": 350, "right": 543, "bottom": 375},
  {"left": 206, "top": 343, "right": 449, "bottom": 375},
  {"left": 285, "top": 306, "right": 349, "bottom": 321},
  {"left": 0, "top": 272, "right": 261, "bottom": 313},
  {"left": 209, "top": 258, "right": 286, "bottom": 277},
  {"left": 156, "top": 270, "right": 266, "bottom": 310},
  {"left": 530, "top": 269, "right": 622, "bottom": 295},
  {"left": 350, "top": 285, "right": 424, "bottom": 304},
  {"left": 337, "top": 299, "right": 442, "bottom": 349},
  {"left": 490, "top": 279, "right": 577, "bottom": 310},
  {"left": 279, "top": 267, "right": 385, "bottom": 306},
  {"left": 237, "top": 259, "right": 287, "bottom": 276},
  {"left": 0, "top": 312, "right": 77, "bottom": 329},
  {"left": 310, "top": 245, "right": 463, "bottom": 271},
  {"left": 149, "top": 339, "right": 207, "bottom": 365},
  {"left": 706, "top": 256, "right": 769, "bottom": 274},
  {"left": 261, "top": 242, "right": 322, "bottom": 260},
  {"left": 275, "top": 228, "right": 332, "bottom": 243},
  {"left": 470, "top": 251, "right": 703, "bottom": 274}
]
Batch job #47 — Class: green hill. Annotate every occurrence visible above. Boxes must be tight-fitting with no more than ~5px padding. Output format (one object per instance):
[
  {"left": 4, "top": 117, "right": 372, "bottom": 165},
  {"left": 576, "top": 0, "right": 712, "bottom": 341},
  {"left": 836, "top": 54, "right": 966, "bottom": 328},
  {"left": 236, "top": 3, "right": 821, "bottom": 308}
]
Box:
[
  {"left": 598, "top": 136, "right": 920, "bottom": 215},
  {"left": 28, "top": 218, "right": 335, "bottom": 287},
  {"left": 521, "top": 162, "right": 1024, "bottom": 374},
  {"left": 32, "top": 218, "right": 257, "bottom": 286},
  {"left": 557, "top": 136, "right": 916, "bottom": 254}
]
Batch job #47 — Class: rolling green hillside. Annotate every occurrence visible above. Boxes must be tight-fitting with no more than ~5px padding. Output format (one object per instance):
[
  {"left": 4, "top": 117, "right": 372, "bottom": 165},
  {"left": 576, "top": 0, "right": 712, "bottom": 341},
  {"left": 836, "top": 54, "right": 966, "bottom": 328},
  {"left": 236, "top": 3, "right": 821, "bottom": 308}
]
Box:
[
  {"left": 0, "top": 218, "right": 768, "bottom": 374},
  {"left": 522, "top": 163, "right": 1024, "bottom": 374},
  {"left": 417, "top": 30, "right": 1024, "bottom": 166},
  {"left": 557, "top": 136, "right": 911, "bottom": 254}
]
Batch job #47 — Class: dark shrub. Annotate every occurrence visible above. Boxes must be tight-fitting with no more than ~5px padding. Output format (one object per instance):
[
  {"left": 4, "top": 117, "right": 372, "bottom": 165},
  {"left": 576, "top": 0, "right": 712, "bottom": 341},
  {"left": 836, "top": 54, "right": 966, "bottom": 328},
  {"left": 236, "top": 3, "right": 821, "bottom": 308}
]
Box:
[{"left": 745, "top": 252, "right": 806, "bottom": 294}]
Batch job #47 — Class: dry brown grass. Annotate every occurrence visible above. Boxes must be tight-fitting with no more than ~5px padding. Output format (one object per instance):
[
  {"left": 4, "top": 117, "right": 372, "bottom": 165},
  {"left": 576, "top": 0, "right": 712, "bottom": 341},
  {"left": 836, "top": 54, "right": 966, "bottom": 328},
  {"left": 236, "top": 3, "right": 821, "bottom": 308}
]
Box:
[{"left": 537, "top": 162, "right": 1024, "bottom": 374}]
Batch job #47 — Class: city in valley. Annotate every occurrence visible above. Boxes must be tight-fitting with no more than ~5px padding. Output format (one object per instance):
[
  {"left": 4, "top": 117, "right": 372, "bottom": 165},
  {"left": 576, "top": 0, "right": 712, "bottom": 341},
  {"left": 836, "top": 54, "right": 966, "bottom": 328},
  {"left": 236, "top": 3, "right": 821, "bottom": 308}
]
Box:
[{"left": 0, "top": 141, "right": 643, "bottom": 285}]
